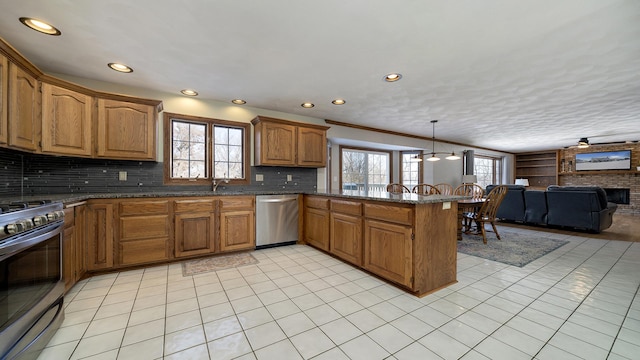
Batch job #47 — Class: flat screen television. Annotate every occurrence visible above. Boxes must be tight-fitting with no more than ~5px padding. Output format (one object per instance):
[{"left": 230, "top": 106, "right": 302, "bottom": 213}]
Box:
[{"left": 575, "top": 150, "right": 631, "bottom": 171}]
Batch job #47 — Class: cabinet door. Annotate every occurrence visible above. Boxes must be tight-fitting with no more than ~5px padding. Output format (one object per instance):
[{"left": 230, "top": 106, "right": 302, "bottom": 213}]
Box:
[
  {"left": 175, "top": 212, "right": 216, "bottom": 257},
  {"left": 74, "top": 205, "right": 87, "bottom": 280},
  {"left": 258, "top": 122, "right": 296, "bottom": 165},
  {"left": 303, "top": 207, "right": 329, "bottom": 251},
  {"left": 297, "top": 126, "right": 326, "bottom": 167},
  {"left": 330, "top": 213, "right": 362, "bottom": 266},
  {"left": 86, "top": 203, "right": 114, "bottom": 271},
  {"left": 41, "top": 83, "right": 92, "bottom": 156},
  {"left": 0, "top": 53, "right": 7, "bottom": 144},
  {"left": 364, "top": 219, "right": 413, "bottom": 288},
  {"left": 97, "top": 99, "right": 156, "bottom": 160},
  {"left": 8, "top": 63, "right": 40, "bottom": 151},
  {"left": 63, "top": 225, "right": 75, "bottom": 292},
  {"left": 220, "top": 210, "right": 255, "bottom": 252}
]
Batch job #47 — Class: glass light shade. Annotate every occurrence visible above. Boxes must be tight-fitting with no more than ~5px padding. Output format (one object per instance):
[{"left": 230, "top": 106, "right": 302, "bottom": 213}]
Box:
[
  {"left": 426, "top": 154, "right": 440, "bottom": 161},
  {"left": 446, "top": 152, "right": 461, "bottom": 160}
]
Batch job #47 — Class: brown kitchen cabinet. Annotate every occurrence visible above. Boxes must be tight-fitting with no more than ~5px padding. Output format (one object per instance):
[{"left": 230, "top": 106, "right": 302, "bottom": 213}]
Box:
[
  {"left": 219, "top": 196, "right": 255, "bottom": 252},
  {"left": 363, "top": 219, "right": 413, "bottom": 288},
  {"left": 41, "top": 83, "right": 92, "bottom": 157},
  {"left": 302, "top": 195, "right": 457, "bottom": 296},
  {"left": 303, "top": 196, "right": 330, "bottom": 251},
  {"left": 174, "top": 199, "right": 217, "bottom": 258},
  {"left": 8, "top": 62, "right": 40, "bottom": 152},
  {"left": 330, "top": 199, "right": 363, "bottom": 266},
  {"left": 62, "top": 203, "right": 87, "bottom": 292},
  {"left": 96, "top": 98, "right": 157, "bottom": 160},
  {"left": 117, "top": 200, "right": 170, "bottom": 266},
  {"left": 0, "top": 53, "right": 7, "bottom": 145},
  {"left": 251, "top": 116, "right": 329, "bottom": 167},
  {"left": 86, "top": 201, "right": 114, "bottom": 271}
]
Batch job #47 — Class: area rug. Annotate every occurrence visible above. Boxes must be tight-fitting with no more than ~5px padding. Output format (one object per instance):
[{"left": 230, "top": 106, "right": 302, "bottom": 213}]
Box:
[
  {"left": 182, "top": 253, "right": 259, "bottom": 276},
  {"left": 458, "top": 232, "right": 569, "bottom": 267}
]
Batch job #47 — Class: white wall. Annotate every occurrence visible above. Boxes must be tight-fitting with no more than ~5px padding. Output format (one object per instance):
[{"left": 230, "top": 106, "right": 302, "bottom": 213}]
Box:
[{"left": 52, "top": 73, "right": 514, "bottom": 190}]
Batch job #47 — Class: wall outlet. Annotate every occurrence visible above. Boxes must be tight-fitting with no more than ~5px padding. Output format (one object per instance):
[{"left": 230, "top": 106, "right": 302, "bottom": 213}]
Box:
[
  {"left": 256, "top": 174, "right": 264, "bottom": 181},
  {"left": 287, "top": 174, "right": 292, "bottom": 181},
  {"left": 119, "top": 171, "right": 127, "bottom": 181}
]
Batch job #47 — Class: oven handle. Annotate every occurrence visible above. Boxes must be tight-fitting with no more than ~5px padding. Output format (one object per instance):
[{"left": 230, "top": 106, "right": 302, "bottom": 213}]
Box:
[{"left": 0, "top": 221, "right": 63, "bottom": 262}]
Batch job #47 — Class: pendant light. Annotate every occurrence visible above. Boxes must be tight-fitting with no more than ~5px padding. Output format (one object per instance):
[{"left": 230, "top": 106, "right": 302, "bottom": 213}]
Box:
[{"left": 413, "top": 120, "right": 460, "bottom": 161}]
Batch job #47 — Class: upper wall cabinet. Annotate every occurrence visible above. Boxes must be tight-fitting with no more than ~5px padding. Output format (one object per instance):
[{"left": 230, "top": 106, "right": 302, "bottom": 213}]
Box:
[
  {"left": 96, "top": 99, "right": 157, "bottom": 160},
  {"left": 251, "top": 116, "right": 329, "bottom": 168},
  {"left": 0, "top": 53, "right": 8, "bottom": 145},
  {"left": 41, "top": 83, "right": 92, "bottom": 157},
  {"left": 8, "top": 63, "right": 40, "bottom": 152}
]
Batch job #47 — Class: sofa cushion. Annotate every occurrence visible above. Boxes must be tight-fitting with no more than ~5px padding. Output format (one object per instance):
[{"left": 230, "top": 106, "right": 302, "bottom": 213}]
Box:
[
  {"left": 486, "top": 184, "right": 526, "bottom": 222},
  {"left": 547, "top": 186, "right": 608, "bottom": 209},
  {"left": 524, "top": 190, "right": 547, "bottom": 224}
]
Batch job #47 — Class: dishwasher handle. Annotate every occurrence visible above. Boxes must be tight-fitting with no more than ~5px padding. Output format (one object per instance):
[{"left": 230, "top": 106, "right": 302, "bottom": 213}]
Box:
[{"left": 257, "top": 197, "right": 298, "bottom": 203}]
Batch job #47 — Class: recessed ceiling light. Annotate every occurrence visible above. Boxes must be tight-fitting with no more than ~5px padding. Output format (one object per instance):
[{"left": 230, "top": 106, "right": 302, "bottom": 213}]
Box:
[
  {"left": 180, "top": 89, "right": 198, "bottom": 96},
  {"left": 331, "top": 99, "right": 346, "bottom": 105},
  {"left": 108, "top": 63, "right": 133, "bottom": 73},
  {"left": 301, "top": 103, "right": 315, "bottom": 108},
  {"left": 384, "top": 73, "right": 402, "bottom": 82},
  {"left": 19, "top": 17, "right": 61, "bottom": 36},
  {"left": 231, "top": 99, "right": 246, "bottom": 105}
]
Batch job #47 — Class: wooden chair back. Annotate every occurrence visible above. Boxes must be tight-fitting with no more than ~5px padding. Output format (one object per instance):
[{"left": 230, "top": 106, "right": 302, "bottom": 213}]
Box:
[
  {"left": 412, "top": 184, "right": 440, "bottom": 195},
  {"left": 386, "top": 183, "right": 411, "bottom": 193},
  {"left": 434, "top": 183, "right": 453, "bottom": 195},
  {"left": 454, "top": 183, "right": 485, "bottom": 199},
  {"left": 477, "top": 185, "right": 509, "bottom": 221}
]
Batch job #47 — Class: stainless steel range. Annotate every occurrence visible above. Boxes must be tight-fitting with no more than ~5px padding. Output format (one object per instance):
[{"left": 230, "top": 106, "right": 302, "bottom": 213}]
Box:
[{"left": 0, "top": 201, "right": 65, "bottom": 360}]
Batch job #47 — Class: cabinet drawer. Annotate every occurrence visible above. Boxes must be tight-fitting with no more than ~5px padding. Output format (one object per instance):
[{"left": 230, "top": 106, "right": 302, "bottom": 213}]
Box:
[
  {"left": 119, "top": 238, "right": 168, "bottom": 266},
  {"left": 220, "top": 196, "right": 255, "bottom": 211},
  {"left": 364, "top": 203, "right": 413, "bottom": 225},
  {"left": 119, "top": 215, "right": 170, "bottom": 241},
  {"left": 331, "top": 199, "right": 362, "bottom": 216},
  {"left": 305, "top": 196, "right": 329, "bottom": 210},
  {"left": 119, "top": 200, "right": 169, "bottom": 216},
  {"left": 174, "top": 199, "right": 216, "bottom": 213}
]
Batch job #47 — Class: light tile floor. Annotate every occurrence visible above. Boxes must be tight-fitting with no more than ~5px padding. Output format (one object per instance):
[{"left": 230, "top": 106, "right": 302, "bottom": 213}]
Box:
[{"left": 38, "top": 226, "right": 640, "bottom": 360}]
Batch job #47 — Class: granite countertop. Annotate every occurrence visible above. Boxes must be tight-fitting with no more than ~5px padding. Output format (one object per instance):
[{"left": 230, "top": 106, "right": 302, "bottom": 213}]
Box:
[{"left": 6, "top": 189, "right": 467, "bottom": 205}]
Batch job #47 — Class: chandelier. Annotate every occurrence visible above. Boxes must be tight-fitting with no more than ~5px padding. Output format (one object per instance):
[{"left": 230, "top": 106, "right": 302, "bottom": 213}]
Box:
[{"left": 414, "top": 120, "right": 461, "bottom": 162}]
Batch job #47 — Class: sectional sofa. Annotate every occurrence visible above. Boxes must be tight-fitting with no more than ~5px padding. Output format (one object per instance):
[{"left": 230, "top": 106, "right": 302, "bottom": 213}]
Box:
[{"left": 485, "top": 185, "right": 617, "bottom": 233}]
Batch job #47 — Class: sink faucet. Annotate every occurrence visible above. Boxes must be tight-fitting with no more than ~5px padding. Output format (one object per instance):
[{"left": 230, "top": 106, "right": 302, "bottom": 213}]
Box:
[{"left": 212, "top": 176, "right": 230, "bottom": 192}]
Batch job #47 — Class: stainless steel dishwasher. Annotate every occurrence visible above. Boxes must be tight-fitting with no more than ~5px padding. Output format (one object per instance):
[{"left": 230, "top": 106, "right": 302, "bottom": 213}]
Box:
[{"left": 255, "top": 194, "right": 299, "bottom": 249}]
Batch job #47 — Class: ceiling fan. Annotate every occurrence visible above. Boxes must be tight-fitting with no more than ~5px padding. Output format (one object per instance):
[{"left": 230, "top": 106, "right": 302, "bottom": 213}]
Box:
[{"left": 563, "top": 132, "right": 640, "bottom": 149}]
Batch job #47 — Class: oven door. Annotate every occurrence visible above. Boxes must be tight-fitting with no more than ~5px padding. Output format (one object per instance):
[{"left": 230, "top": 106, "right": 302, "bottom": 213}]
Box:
[{"left": 0, "top": 221, "right": 65, "bottom": 359}]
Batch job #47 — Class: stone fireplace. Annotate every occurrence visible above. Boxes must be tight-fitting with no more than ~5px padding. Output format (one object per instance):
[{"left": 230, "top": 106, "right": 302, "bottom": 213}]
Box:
[{"left": 559, "top": 143, "right": 639, "bottom": 215}]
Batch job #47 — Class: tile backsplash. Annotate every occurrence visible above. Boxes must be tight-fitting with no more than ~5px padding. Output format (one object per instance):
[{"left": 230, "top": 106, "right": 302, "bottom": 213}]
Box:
[{"left": 0, "top": 148, "right": 317, "bottom": 197}]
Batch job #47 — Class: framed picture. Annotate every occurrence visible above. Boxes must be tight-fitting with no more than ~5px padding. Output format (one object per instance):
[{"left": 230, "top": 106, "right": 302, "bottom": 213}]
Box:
[{"left": 575, "top": 150, "right": 631, "bottom": 171}]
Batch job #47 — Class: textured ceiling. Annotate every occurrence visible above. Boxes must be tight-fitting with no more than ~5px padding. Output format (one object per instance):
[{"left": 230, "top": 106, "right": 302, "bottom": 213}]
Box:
[{"left": 1, "top": 0, "right": 639, "bottom": 153}]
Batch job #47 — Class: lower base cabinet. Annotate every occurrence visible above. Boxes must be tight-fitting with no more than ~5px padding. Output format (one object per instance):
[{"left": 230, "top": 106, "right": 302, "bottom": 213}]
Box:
[
  {"left": 175, "top": 211, "right": 217, "bottom": 257},
  {"left": 363, "top": 219, "right": 413, "bottom": 288},
  {"left": 220, "top": 210, "right": 255, "bottom": 252},
  {"left": 86, "top": 202, "right": 114, "bottom": 271},
  {"left": 117, "top": 200, "right": 170, "bottom": 266},
  {"left": 330, "top": 213, "right": 362, "bottom": 266}
]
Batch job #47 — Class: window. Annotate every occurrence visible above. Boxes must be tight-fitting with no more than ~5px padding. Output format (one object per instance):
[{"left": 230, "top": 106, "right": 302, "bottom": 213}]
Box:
[
  {"left": 401, "top": 151, "right": 423, "bottom": 190},
  {"left": 474, "top": 154, "right": 502, "bottom": 188},
  {"left": 340, "top": 147, "right": 391, "bottom": 192},
  {"left": 164, "top": 113, "right": 250, "bottom": 185}
]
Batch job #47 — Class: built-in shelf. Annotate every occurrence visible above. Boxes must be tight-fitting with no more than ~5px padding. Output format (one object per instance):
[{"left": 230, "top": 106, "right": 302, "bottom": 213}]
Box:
[{"left": 515, "top": 151, "right": 559, "bottom": 187}]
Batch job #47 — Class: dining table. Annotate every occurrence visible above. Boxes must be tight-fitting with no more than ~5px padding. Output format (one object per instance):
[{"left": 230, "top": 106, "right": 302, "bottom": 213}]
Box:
[{"left": 457, "top": 198, "right": 485, "bottom": 240}]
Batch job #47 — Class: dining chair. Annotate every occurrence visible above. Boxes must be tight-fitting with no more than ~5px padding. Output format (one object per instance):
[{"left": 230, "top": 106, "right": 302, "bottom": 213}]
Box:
[
  {"left": 434, "top": 183, "right": 454, "bottom": 195},
  {"left": 463, "top": 185, "right": 509, "bottom": 244},
  {"left": 454, "top": 183, "right": 485, "bottom": 199},
  {"left": 386, "top": 183, "right": 411, "bottom": 193},
  {"left": 412, "top": 183, "right": 440, "bottom": 195}
]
